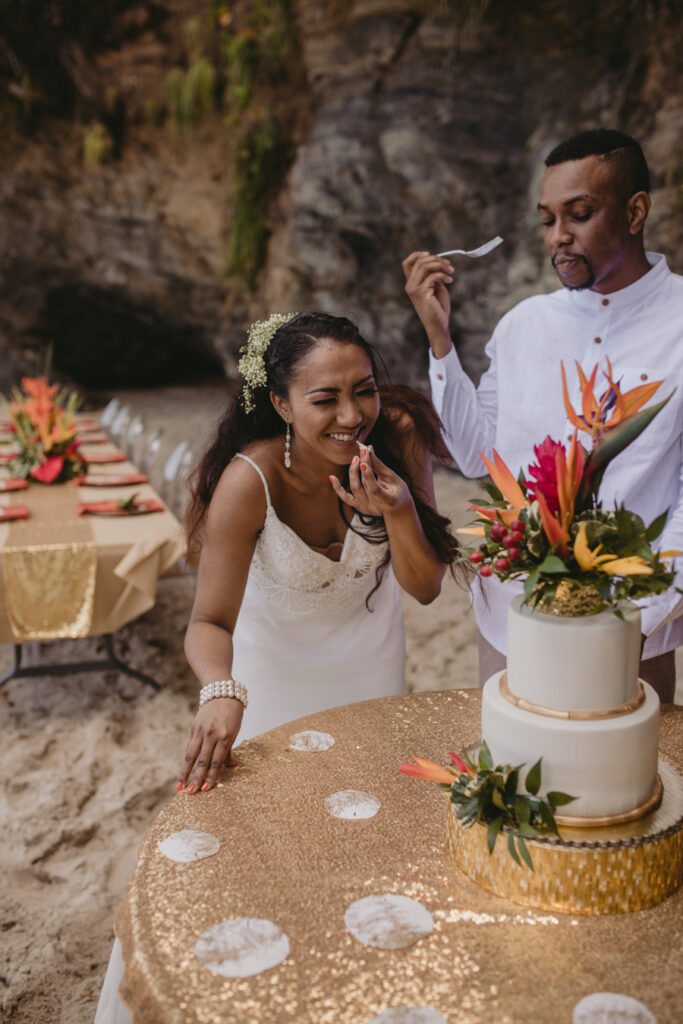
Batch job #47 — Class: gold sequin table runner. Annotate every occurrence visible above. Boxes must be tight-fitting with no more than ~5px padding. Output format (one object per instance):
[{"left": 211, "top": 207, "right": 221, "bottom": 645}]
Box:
[
  {"left": 116, "top": 690, "right": 683, "bottom": 1024},
  {"left": 1, "top": 482, "right": 97, "bottom": 639},
  {"left": 0, "top": 448, "right": 186, "bottom": 643}
]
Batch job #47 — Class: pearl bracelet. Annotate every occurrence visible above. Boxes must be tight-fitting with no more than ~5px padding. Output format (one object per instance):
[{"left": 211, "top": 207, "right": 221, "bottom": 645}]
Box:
[{"left": 199, "top": 678, "right": 248, "bottom": 710}]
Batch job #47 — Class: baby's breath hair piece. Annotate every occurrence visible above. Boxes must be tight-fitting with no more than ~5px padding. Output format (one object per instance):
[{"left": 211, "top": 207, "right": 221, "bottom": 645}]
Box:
[{"left": 238, "top": 312, "right": 299, "bottom": 413}]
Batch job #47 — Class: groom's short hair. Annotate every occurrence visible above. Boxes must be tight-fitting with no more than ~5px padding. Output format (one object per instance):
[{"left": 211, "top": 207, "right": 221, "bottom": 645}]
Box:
[{"left": 545, "top": 129, "right": 650, "bottom": 198}]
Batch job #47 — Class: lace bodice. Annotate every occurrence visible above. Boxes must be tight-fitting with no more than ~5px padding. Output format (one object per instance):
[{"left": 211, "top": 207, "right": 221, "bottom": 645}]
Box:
[{"left": 235, "top": 454, "right": 389, "bottom": 616}]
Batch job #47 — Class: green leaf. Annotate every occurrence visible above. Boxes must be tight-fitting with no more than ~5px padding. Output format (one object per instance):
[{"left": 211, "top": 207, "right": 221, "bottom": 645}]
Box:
[
  {"left": 492, "top": 787, "right": 506, "bottom": 811},
  {"left": 614, "top": 607, "right": 625, "bottom": 622},
  {"left": 481, "top": 481, "right": 504, "bottom": 503},
  {"left": 537, "top": 554, "right": 568, "bottom": 574},
  {"left": 487, "top": 815, "right": 503, "bottom": 854},
  {"left": 507, "top": 830, "right": 521, "bottom": 867},
  {"left": 478, "top": 741, "right": 493, "bottom": 771},
  {"left": 518, "top": 822, "right": 540, "bottom": 838},
  {"left": 525, "top": 757, "right": 542, "bottom": 796},
  {"left": 646, "top": 509, "right": 670, "bottom": 542},
  {"left": 517, "top": 835, "right": 534, "bottom": 871},
  {"left": 462, "top": 748, "right": 476, "bottom": 771},
  {"left": 539, "top": 801, "right": 559, "bottom": 836},
  {"left": 547, "top": 791, "right": 577, "bottom": 807},
  {"left": 515, "top": 797, "right": 531, "bottom": 825},
  {"left": 523, "top": 568, "right": 540, "bottom": 602},
  {"left": 504, "top": 767, "right": 520, "bottom": 794}
]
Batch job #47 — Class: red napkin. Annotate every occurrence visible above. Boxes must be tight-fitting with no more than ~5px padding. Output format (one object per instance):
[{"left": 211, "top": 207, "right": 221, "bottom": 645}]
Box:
[
  {"left": 74, "top": 417, "right": 98, "bottom": 427},
  {"left": 77, "top": 435, "right": 110, "bottom": 444},
  {"left": 86, "top": 452, "right": 127, "bottom": 464},
  {"left": 76, "top": 498, "right": 165, "bottom": 517},
  {"left": 0, "top": 504, "right": 30, "bottom": 521},
  {"left": 75, "top": 472, "right": 149, "bottom": 487},
  {"left": 0, "top": 452, "right": 17, "bottom": 462},
  {"left": 0, "top": 478, "right": 28, "bottom": 492}
]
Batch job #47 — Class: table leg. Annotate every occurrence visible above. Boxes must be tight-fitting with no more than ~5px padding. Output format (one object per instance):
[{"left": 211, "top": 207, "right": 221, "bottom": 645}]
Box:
[{"left": 0, "top": 635, "right": 160, "bottom": 692}]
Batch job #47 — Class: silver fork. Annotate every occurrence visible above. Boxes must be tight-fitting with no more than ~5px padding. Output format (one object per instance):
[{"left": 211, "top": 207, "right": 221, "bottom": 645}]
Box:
[{"left": 437, "top": 235, "right": 503, "bottom": 258}]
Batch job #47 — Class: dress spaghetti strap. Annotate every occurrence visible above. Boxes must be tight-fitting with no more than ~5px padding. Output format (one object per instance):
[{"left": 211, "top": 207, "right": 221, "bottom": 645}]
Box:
[{"left": 233, "top": 453, "right": 272, "bottom": 508}]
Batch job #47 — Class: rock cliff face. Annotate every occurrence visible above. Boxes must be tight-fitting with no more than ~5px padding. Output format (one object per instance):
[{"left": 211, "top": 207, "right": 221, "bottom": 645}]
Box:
[{"left": 0, "top": 0, "right": 681, "bottom": 394}]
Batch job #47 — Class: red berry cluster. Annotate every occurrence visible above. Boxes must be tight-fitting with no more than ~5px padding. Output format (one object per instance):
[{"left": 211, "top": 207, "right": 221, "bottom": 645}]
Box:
[{"left": 467, "top": 519, "right": 526, "bottom": 578}]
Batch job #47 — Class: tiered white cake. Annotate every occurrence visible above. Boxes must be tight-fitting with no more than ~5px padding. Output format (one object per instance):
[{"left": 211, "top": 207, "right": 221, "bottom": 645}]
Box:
[{"left": 481, "top": 595, "right": 660, "bottom": 819}]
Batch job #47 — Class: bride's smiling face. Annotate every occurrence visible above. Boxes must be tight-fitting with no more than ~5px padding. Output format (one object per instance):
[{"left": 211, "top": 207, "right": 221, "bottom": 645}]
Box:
[{"left": 272, "top": 339, "right": 380, "bottom": 466}]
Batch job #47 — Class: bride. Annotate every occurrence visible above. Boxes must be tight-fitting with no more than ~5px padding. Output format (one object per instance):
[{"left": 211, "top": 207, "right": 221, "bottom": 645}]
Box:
[
  {"left": 95, "top": 311, "right": 460, "bottom": 1021},
  {"left": 177, "top": 310, "right": 460, "bottom": 791}
]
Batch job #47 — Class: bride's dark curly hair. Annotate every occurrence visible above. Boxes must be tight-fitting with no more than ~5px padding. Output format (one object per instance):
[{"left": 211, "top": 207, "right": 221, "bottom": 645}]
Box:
[{"left": 187, "top": 312, "right": 462, "bottom": 587}]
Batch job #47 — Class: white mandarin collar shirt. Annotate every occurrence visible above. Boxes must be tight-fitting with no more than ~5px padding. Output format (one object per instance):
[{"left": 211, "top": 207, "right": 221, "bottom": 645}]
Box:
[{"left": 429, "top": 253, "right": 683, "bottom": 658}]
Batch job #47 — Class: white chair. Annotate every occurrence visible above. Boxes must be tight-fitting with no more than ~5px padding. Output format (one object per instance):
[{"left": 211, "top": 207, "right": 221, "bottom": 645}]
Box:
[
  {"left": 173, "top": 442, "right": 195, "bottom": 518},
  {"left": 100, "top": 398, "right": 121, "bottom": 429},
  {"left": 125, "top": 414, "right": 145, "bottom": 462},
  {"left": 162, "top": 441, "right": 192, "bottom": 509},
  {"left": 140, "top": 427, "right": 164, "bottom": 482},
  {"left": 110, "top": 405, "right": 132, "bottom": 445}
]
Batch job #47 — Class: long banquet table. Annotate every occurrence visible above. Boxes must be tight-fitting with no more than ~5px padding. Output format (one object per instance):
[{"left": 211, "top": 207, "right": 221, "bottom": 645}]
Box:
[
  {"left": 0, "top": 424, "right": 186, "bottom": 684},
  {"left": 115, "top": 689, "right": 683, "bottom": 1024}
]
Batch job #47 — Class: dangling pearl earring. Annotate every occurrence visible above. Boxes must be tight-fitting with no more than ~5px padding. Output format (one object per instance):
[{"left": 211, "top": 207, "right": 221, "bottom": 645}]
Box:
[{"left": 284, "top": 422, "right": 291, "bottom": 469}]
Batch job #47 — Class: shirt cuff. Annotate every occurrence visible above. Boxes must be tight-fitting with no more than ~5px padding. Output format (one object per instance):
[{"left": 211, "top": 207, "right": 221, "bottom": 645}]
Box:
[{"left": 428, "top": 346, "right": 461, "bottom": 399}]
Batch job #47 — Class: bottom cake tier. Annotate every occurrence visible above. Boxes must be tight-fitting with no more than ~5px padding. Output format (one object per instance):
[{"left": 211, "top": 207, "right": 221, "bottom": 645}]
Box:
[
  {"left": 447, "top": 758, "right": 683, "bottom": 915},
  {"left": 482, "top": 670, "right": 660, "bottom": 820}
]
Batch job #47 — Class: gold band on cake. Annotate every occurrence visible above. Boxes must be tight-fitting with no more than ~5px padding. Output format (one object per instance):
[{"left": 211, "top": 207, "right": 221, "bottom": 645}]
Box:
[
  {"left": 499, "top": 672, "right": 646, "bottom": 720},
  {"left": 555, "top": 774, "right": 663, "bottom": 828}
]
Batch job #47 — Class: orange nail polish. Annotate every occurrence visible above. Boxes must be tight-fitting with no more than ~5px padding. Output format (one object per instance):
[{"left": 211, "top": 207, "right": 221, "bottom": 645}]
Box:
[
  {"left": 176, "top": 781, "right": 183, "bottom": 792},
  {"left": 360, "top": 463, "right": 367, "bottom": 471},
  {"left": 187, "top": 784, "right": 195, "bottom": 794},
  {"left": 201, "top": 782, "right": 209, "bottom": 791}
]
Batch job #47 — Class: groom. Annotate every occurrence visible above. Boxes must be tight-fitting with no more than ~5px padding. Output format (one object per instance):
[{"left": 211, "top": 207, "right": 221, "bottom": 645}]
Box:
[{"left": 403, "top": 129, "right": 683, "bottom": 701}]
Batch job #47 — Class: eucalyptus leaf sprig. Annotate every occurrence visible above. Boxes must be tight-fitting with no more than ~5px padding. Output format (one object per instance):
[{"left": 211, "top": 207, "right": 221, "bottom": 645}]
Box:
[{"left": 400, "top": 741, "right": 576, "bottom": 869}]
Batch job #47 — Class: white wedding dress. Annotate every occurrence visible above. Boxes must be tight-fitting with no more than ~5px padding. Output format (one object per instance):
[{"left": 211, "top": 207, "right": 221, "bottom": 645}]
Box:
[{"left": 95, "top": 453, "right": 406, "bottom": 1022}]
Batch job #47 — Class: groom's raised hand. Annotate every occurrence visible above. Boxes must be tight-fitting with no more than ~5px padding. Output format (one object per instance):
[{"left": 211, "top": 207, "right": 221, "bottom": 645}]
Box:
[{"left": 402, "top": 251, "right": 454, "bottom": 359}]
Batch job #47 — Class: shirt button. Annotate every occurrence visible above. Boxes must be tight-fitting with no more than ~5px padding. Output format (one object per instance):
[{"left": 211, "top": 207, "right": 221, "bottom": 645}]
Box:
[
  {"left": 594, "top": 337, "right": 602, "bottom": 344},
  {"left": 436, "top": 373, "right": 443, "bottom": 380},
  {"left": 641, "top": 373, "right": 648, "bottom": 381},
  {"left": 602, "top": 298, "right": 609, "bottom": 306}
]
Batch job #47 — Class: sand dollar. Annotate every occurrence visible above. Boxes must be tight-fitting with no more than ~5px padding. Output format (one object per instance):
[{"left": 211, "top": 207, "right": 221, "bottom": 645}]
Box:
[
  {"left": 194, "top": 918, "right": 290, "bottom": 978},
  {"left": 288, "top": 730, "right": 335, "bottom": 751},
  {"left": 369, "top": 1010, "right": 449, "bottom": 1024},
  {"left": 344, "top": 894, "right": 433, "bottom": 950},
  {"left": 157, "top": 830, "right": 221, "bottom": 863},
  {"left": 573, "top": 993, "right": 657, "bottom": 1024},
  {"left": 324, "top": 790, "right": 381, "bottom": 819}
]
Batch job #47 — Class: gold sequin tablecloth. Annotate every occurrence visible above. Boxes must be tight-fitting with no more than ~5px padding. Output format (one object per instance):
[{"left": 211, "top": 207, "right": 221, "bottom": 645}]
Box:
[
  {"left": 0, "top": 444, "right": 186, "bottom": 642},
  {"left": 117, "top": 690, "right": 683, "bottom": 1024}
]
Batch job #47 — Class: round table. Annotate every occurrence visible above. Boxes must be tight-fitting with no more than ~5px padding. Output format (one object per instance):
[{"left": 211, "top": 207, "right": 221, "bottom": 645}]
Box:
[{"left": 117, "top": 690, "right": 683, "bottom": 1023}]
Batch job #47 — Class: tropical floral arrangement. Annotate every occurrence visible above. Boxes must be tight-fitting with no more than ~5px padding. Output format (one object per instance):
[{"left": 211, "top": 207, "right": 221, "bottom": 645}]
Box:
[
  {"left": 2, "top": 377, "right": 87, "bottom": 484},
  {"left": 460, "top": 360, "right": 678, "bottom": 614},
  {"left": 400, "top": 744, "right": 575, "bottom": 869}
]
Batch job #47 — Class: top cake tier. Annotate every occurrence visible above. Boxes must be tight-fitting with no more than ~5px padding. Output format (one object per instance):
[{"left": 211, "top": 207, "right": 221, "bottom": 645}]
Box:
[{"left": 506, "top": 595, "right": 641, "bottom": 712}]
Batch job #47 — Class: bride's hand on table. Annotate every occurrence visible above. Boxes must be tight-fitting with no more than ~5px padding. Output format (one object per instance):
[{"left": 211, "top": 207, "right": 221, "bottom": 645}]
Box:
[
  {"left": 329, "top": 444, "right": 412, "bottom": 518},
  {"left": 177, "top": 698, "right": 244, "bottom": 794}
]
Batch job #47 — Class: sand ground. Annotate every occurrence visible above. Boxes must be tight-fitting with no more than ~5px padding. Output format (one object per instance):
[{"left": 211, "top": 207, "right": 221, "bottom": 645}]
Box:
[{"left": 0, "top": 387, "right": 680, "bottom": 1024}]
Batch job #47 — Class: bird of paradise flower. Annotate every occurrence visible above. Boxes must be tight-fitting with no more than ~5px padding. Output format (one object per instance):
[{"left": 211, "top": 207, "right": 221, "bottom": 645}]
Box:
[{"left": 470, "top": 360, "right": 676, "bottom": 570}]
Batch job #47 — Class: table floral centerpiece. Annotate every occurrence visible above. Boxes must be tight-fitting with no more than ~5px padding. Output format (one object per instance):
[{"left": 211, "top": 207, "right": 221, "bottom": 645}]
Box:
[
  {"left": 400, "top": 361, "right": 679, "bottom": 868},
  {"left": 2, "top": 377, "right": 87, "bottom": 484}
]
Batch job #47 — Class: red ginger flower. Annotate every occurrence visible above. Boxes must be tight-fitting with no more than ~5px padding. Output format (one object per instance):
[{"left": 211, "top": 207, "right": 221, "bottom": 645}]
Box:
[{"left": 526, "top": 436, "right": 566, "bottom": 514}]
